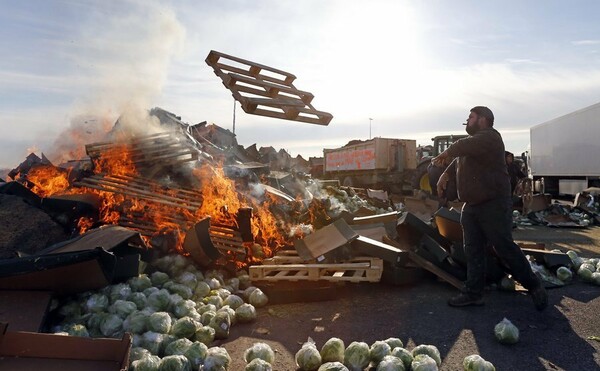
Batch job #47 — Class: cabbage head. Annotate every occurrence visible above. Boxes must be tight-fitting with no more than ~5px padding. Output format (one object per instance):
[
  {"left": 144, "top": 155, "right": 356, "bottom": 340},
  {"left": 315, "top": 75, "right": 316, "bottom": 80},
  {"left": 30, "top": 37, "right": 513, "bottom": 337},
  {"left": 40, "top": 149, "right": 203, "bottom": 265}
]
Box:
[
  {"left": 176, "top": 271, "right": 199, "bottom": 289},
  {"left": 592, "top": 272, "right": 600, "bottom": 286},
  {"left": 411, "top": 354, "right": 438, "bottom": 371},
  {"left": 218, "top": 305, "right": 237, "bottom": 325},
  {"left": 109, "top": 283, "right": 132, "bottom": 303},
  {"left": 170, "top": 317, "right": 199, "bottom": 339},
  {"left": 198, "top": 304, "right": 217, "bottom": 315},
  {"left": 556, "top": 266, "right": 572, "bottom": 282},
  {"left": 148, "top": 311, "right": 172, "bottom": 334},
  {"left": 184, "top": 341, "right": 208, "bottom": 368},
  {"left": 244, "top": 342, "right": 275, "bottom": 364},
  {"left": 249, "top": 289, "right": 268, "bottom": 308},
  {"left": 129, "top": 292, "right": 149, "bottom": 310},
  {"left": 164, "top": 338, "right": 193, "bottom": 356},
  {"left": 578, "top": 266, "right": 594, "bottom": 282},
  {"left": 201, "top": 310, "right": 217, "bottom": 327},
  {"left": 383, "top": 338, "right": 403, "bottom": 351},
  {"left": 205, "top": 278, "right": 222, "bottom": 290},
  {"left": 194, "top": 325, "right": 216, "bottom": 345},
  {"left": 109, "top": 299, "right": 138, "bottom": 319},
  {"left": 158, "top": 354, "right": 191, "bottom": 371},
  {"left": 129, "top": 274, "right": 153, "bottom": 292},
  {"left": 84, "top": 293, "right": 109, "bottom": 313},
  {"left": 151, "top": 271, "right": 171, "bottom": 287},
  {"left": 494, "top": 318, "right": 519, "bottom": 344},
  {"left": 148, "top": 289, "right": 172, "bottom": 311},
  {"left": 370, "top": 341, "right": 391, "bottom": 364},
  {"left": 463, "top": 354, "right": 495, "bottom": 371},
  {"left": 390, "top": 347, "right": 412, "bottom": 370},
  {"left": 208, "top": 311, "right": 231, "bottom": 339},
  {"left": 203, "top": 295, "right": 223, "bottom": 309},
  {"left": 318, "top": 362, "right": 349, "bottom": 371},
  {"left": 142, "top": 331, "right": 165, "bottom": 355},
  {"left": 223, "top": 294, "right": 244, "bottom": 310},
  {"left": 64, "top": 323, "right": 89, "bottom": 337},
  {"left": 130, "top": 347, "right": 152, "bottom": 364},
  {"left": 320, "top": 337, "right": 345, "bottom": 363},
  {"left": 131, "top": 354, "right": 161, "bottom": 371},
  {"left": 295, "top": 338, "right": 322, "bottom": 371},
  {"left": 235, "top": 304, "right": 257, "bottom": 323},
  {"left": 344, "top": 341, "right": 370, "bottom": 371},
  {"left": 173, "top": 300, "right": 197, "bottom": 318},
  {"left": 226, "top": 277, "right": 240, "bottom": 292},
  {"left": 168, "top": 283, "right": 193, "bottom": 300},
  {"left": 376, "top": 355, "right": 405, "bottom": 371},
  {"left": 245, "top": 358, "right": 272, "bottom": 371},
  {"left": 203, "top": 346, "right": 231, "bottom": 371},
  {"left": 100, "top": 313, "right": 123, "bottom": 337},
  {"left": 411, "top": 344, "right": 441, "bottom": 366},
  {"left": 194, "top": 281, "right": 212, "bottom": 299}
]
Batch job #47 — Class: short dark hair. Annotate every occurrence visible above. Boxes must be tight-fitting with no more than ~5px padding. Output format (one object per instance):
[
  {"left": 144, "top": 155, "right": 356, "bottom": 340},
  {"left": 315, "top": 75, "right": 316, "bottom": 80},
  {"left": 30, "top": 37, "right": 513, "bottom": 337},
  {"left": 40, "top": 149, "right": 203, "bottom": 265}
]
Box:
[{"left": 470, "top": 106, "right": 494, "bottom": 126}]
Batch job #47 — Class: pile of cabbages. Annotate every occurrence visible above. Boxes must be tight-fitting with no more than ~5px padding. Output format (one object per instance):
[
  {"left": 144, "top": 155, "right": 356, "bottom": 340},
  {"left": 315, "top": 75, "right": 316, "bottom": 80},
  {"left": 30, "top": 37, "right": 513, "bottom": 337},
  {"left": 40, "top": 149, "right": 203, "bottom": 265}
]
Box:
[
  {"left": 294, "top": 337, "right": 495, "bottom": 371},
  {"left": 49, "top": 253, "right": 269, "bottom": 370}
]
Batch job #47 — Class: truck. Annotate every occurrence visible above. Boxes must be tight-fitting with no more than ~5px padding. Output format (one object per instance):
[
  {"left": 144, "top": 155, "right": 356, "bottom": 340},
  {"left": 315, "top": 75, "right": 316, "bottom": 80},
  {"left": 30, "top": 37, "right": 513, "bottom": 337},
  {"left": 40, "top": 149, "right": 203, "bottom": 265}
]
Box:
[
  {"left": 322, "top": 137, "right": 417, "bottom": 194},
  {"left": 413, "top": 134, "right": 467, "bottom": 194},
  {"left": 529, "top": 102, "right": 600, "bottom": 196}
]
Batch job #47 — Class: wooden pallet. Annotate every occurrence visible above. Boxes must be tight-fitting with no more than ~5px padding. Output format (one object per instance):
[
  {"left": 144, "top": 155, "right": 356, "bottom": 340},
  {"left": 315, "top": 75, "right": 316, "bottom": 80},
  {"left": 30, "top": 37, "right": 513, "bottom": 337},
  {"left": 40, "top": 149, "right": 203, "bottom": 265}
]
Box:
[
  {"left": 249, "top": 256, "right": 383, "bottom": 283},
  {"left": 205, "top": 50, "right": 332, "bottom": 126}
]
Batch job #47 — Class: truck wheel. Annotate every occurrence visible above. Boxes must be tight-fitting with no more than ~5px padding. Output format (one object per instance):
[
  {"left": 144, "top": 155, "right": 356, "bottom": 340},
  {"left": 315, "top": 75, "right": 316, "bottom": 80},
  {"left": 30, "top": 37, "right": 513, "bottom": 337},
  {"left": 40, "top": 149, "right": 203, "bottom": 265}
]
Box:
[{"left": 342, "top": 176, "right": 354, "bottom": 187}]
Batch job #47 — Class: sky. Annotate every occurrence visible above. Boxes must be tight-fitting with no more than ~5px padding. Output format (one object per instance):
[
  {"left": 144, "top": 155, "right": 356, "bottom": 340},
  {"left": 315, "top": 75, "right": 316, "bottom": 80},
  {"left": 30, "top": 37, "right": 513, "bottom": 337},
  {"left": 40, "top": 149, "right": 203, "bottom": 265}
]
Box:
[{"left": 2, "top": 0, "right": 600, "bottom": 169}]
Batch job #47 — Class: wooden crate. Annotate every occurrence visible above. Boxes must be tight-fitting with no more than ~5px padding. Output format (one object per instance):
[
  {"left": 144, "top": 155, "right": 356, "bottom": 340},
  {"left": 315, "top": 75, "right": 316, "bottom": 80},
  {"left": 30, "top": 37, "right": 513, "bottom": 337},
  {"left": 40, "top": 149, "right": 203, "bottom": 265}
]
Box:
[{"left": 249, "top": 256, "right": 383, "bottom": 283}]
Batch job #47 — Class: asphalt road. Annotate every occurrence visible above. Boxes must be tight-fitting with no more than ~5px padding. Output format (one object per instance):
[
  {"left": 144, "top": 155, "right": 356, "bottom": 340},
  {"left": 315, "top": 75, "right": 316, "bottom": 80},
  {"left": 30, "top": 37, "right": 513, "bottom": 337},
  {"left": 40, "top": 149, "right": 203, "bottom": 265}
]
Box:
[{"left": 216, "top": 225, "right": 600, "bottom": 370}]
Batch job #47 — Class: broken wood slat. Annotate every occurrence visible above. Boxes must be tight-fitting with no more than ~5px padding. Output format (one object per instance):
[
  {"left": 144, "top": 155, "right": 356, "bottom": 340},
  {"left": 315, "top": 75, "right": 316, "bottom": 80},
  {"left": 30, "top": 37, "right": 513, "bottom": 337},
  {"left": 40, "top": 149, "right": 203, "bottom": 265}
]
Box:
[
  {"left": 225, "top": 73, "right": 314, "bottom": 104},
  {"left": 77, "top": 175, "right": 202, "bottom": 207},
  {"left": 88, "top": 139, "right": 186, "bottom": 158},
  {"left": 249, "top": 257, "right": 382, "bottom": 283},
  {"left": 109, "top": 174, "right": 203, "bottom": 198},
  {"left": 86, "top": 132, "right": 175, "bottom": 153},
  {"left": 73, "top": 181, "right": 198, "bottom": 211},
  {"left": 206, "top": 50, "right": 296, "bottom": 85},
  {"left": 407, "top": 251, "right": 463, "bottom": 290}
]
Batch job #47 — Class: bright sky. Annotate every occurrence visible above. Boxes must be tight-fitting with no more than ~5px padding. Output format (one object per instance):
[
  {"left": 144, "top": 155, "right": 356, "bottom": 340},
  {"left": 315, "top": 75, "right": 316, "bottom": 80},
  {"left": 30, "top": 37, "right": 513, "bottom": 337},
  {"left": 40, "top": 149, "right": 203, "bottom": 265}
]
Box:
[{"left": 2, "top": 0, "right": 600, "bottom": 169}]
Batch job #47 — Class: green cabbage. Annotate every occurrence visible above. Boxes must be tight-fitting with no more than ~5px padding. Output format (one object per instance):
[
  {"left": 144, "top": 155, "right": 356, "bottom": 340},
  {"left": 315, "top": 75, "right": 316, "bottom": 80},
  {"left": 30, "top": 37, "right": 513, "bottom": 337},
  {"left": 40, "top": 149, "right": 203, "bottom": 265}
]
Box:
[
  {"left": 203, "top": 295, "right": 223, "bottom": 309},
  {"left": 129, "top": 274, "right": 153, "bottom": 292},
  {"left": 184, "top": 341, "right": 208, "bottom": 368},
  {"left": 147, "top": 312, "right": 172, "bottom": 334},
  {"left": 144, "top": 287, "right": 160, "bottom": 297},
  {"left": 235, "top": 304, "right": 257, "bottom": 323},
  {"left": 556, "top": 266, "right": 573, "bottom": 282},
  {"left": 58, "top": 300, "right": 81, "bottom": 318},
  {"left": 194, "top": 281, "right": 211, "bottom": 299},
  {"left": 376, "top": 355, "right": 405, "bottom": 371},
  {"left": 109, "top": 300, "right": 137, "bottom": 319},
  {"left": 84, "top": 293, "right": 109, "bottom": 313},
  {"left": 142, "top": 331, "right": 165, "bottom": 355},
  {"left": 168, "top": 284, "right": 193, "bottom": 300},
  {"left": 390, "top": 347, "right": 412, "bottom": 370},
  {"left": 370, "top": 341, "right": 391, "bottom": 364},
  {"left": 159, "top": 334, "right": 178, "bottom": 356},
  {"left": 109, "top": 283, "right": 132, "bottom": 303},
  {"left": 203, "top": 346, "right": 231, "bottom": 371},
  {"left": 249, "top": 289, "right": 268, "bottom": 308},
  {"left": 164, "top": 338, "right": 193, "bottom": 356},
  {"left": 208, "top": 311, "right": 231, "bottom": 339},
  {"left": 170, "top": 317, "right": 199, "bottom": 339},
  {"left": 223, "top": 294, "right": 244, "bottom": 310},
  {"left": 198, "top": 304, "right": 217, "bottom": 315},
  {"left": 463, "top": 354, "right": 495, "bottom": 371},
  {"left": 344, "top": 341, "right": 370, "bottom": 371},
  {"left": 296, "top": 338, "right": 322, "bottom": 371},
  {"left": 151, "top": 271, "right": 171, "bottom": 287},
  {"left": 100, "top": 313, "right": 123, "bottom": 337},
  {"left": 320, "top": 337, "right": 345, "bottom": 363},
  {"left": 578, "top": 266, "right": 594, "bottom": 282},
  {"left": 318, "top": 362, "right": 349, "bottom": 371},
  {"left": 130, "top": 347, "right": 152, "bottom": 364},
  {"left": 581, "top": 262, "right": 596, "bottom": 273},
  {"left": 411, "top": 354, "right": 438, "bottom": 371},
  {"left": 194, "top": 325, "right": 215, "bottom": 345},
  {"left": 131, "top": 354, "right": 161, "bottom": 371},
  {"left": 64, "top": 323, "right": 89, "bottom": 337},
  {"left": 226, "top": 277, "right": 240, "bottom": 292},
  {"left": 411, "top": 344, "right": 441, "bottom": 366},
  {"left": 172, "top": 300, "right": 197, "bottom": 318},
  {"left": 158, "top": 354, "right": 191, "bottom": 371},
  {"left": 201, "top": 310, "right": 217, "bottom": 326},
  {"left": 245, "top": 358, "right": 272, "bottom": 371},
  {"left": 383, "top": 338, "right": 403, "bottom": 351},
  {"left": 244, "top": 342, "right": 275, "bottom": 364},
  {"left": 129, "top": 292, "right": 149, "bottom": 310},
  {"left": 176, "top": 272, "right": 198, "bottom": 289},
  {"left": 217, "top": 305, "right": 237, "bottom": 325},
  {"left": 148, "top": 289, "right": 172, "bottom": 311},
  {"left": 494, "top": 318, "right": 519, "bottom": 344},
  {"left": 592, "top": 272, "right": 600, "bottom": 285},
  {"left": 205, "top": 278, "right": 222, "bottom": 290}
]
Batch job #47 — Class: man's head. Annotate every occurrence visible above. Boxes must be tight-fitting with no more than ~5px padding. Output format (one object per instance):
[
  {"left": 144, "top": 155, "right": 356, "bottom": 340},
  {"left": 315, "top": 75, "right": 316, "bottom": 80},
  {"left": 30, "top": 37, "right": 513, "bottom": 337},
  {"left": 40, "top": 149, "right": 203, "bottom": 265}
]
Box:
[
  {"left": 465, "top": 106, "right": 494, "bottom": 135},
  {"left": 505, "top": 151, "right": 514, "bottom": 163}
]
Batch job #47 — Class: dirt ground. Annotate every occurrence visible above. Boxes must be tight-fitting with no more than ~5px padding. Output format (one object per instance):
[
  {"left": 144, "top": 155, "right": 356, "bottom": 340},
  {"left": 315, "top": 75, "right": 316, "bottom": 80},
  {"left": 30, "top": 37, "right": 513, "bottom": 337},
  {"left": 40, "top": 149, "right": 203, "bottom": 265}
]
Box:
[{"left": 216, "top": 224, "right": 600, "bottom": 370}]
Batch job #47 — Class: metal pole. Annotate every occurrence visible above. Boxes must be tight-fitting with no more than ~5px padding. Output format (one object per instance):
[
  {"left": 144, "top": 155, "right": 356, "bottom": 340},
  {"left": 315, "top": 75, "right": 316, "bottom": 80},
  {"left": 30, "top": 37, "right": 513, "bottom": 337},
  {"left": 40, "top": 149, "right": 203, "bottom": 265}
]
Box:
[{"left": 369, "top": 118, "right": 373, "bottom": 139}]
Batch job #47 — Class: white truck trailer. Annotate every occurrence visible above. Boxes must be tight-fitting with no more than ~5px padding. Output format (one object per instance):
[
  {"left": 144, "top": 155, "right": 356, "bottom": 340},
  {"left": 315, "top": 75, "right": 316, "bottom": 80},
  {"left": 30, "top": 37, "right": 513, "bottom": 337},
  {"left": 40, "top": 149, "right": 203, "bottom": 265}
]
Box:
[{"left": 529, "top": 102, "right": 600, "bottom": 195}]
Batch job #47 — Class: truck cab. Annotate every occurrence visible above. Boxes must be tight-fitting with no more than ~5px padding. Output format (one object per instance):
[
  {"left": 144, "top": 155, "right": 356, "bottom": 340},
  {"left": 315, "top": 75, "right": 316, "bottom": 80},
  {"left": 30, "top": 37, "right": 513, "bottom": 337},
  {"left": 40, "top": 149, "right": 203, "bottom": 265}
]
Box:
[{"left": 414, "top": 134, "right": 467, "bottom": 193}]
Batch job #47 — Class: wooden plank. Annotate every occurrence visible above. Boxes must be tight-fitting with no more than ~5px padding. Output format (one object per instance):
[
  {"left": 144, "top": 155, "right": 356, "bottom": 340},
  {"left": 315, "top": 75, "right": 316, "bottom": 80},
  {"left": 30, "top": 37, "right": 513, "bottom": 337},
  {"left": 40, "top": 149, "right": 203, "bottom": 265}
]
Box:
[{"left": 408, "top": 251, "right": 463, "bottom": 290}]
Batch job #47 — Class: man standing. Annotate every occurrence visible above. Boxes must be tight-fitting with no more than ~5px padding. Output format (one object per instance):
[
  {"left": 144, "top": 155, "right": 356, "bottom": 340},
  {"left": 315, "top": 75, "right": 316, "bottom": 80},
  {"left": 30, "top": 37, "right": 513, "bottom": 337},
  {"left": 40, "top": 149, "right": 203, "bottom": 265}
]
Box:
[{"left": 433, "top": 106, "right": 547, "bottom": 311}]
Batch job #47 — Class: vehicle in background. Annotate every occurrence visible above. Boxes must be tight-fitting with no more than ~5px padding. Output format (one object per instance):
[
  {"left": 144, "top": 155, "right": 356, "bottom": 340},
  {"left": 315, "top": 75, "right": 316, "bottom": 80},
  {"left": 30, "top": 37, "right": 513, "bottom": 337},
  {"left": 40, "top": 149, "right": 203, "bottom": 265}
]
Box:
[
  {"left": 529, "top": 102, "right": 600, "bottom": 196},
  {"left": 413, "top": 134, "right": 467, "bottom": 194},
  {"left": 322, "top": 137, "right": 417, "bottom": 194}
]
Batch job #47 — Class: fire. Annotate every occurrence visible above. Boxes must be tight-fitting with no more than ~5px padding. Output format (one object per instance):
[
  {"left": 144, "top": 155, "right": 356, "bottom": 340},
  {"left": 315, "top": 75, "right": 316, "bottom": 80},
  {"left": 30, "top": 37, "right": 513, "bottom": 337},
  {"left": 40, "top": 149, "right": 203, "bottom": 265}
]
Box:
[{"left": 26, "top": 165, "right": 71, "bottom": 198}]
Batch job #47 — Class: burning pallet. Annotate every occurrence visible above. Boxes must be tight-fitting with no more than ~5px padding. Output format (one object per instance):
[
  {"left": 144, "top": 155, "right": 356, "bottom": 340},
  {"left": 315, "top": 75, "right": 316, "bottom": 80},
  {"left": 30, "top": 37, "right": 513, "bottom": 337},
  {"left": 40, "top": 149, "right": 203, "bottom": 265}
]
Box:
[
  {"left": 249, "top": 252, "right": 383, "bottom": 283},
  {"left": 205, "top": 50, "right": 333, "bottom": 125}
]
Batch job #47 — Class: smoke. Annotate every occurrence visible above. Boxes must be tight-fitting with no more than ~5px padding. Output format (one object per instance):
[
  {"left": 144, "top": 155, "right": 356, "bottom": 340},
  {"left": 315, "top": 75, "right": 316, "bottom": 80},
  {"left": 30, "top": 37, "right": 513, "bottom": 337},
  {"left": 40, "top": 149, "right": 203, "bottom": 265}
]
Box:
[{"left": 48, "top": 1, "right": 185, "bottom": 164}]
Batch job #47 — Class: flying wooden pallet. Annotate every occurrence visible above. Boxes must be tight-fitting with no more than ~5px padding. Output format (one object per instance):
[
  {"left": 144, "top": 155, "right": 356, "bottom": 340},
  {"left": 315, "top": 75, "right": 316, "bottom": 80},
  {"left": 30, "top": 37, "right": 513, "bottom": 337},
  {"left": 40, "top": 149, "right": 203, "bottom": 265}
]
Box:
[
  {"left": 205, "top": 50, "right": 333, "bottom": 125},
  {"left": 249, "top": 256, "right": 383, "bottom": 283}
]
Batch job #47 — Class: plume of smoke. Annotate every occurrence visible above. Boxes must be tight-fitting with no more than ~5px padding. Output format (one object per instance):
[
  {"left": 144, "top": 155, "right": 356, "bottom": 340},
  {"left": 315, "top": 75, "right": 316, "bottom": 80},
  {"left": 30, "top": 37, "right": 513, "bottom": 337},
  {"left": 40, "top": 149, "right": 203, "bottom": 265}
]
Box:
[{"left": 48, "top": 1, "right": 185, "bottom": 163}]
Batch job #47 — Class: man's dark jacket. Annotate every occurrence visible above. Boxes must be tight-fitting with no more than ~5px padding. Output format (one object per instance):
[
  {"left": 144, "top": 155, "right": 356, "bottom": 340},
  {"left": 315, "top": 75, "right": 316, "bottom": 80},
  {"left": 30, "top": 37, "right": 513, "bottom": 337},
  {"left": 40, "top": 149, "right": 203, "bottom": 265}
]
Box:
[{"left": 444, "top": 128, "right": 511, "bottom": 205}]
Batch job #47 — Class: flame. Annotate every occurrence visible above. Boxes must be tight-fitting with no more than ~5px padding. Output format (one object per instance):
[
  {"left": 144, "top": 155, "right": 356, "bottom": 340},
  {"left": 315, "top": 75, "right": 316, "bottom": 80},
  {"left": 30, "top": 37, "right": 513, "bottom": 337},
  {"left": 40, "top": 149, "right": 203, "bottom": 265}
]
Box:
[{"left": 26, "top": 165, "right": 71, "bottom": 197}]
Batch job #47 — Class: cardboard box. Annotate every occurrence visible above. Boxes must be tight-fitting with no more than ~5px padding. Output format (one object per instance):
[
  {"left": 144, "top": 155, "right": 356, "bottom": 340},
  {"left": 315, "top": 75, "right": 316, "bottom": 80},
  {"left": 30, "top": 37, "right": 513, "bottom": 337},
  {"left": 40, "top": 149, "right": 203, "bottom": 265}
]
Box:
[
  {"left": 294, "top": 219, "right": 358, "bottom": 261},
  {"left": 0, "top": 325, "right": 131, "bottom": 371},
  {"left": 0, "top": 291, "right": 53, "bottom": 332}
]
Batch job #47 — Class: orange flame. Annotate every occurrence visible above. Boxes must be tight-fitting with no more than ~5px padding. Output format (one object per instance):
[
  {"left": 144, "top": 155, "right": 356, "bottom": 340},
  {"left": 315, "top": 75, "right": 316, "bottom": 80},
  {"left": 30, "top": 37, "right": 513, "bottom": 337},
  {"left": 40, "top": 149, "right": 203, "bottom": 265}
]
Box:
[{"left": 26, "top": 165, "right": 71, "bottom": 197}]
